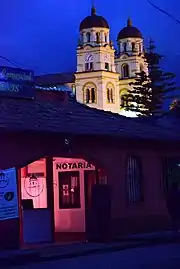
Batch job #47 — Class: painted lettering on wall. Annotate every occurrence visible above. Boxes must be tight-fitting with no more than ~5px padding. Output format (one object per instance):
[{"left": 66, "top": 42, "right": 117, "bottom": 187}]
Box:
[
  {"left": 0, "top": 67, "right": 33, "bottom": 82},
  {"left": 0, "top": 66, "right": 35, "bottom": 99},
  {"left": 56, "top": 162, "right": 93, "bottom": 170},
  {"left": 0, "top": 82, "right": 20, "bottom": 92}
]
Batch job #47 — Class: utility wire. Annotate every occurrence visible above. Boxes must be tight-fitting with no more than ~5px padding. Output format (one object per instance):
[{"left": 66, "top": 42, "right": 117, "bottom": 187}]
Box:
[
  {"left": 0, "top": 56, "right": 22, "bottom": 69},
  {"left": 148, "top": 0, "right": 180, "bottom": 25},
  {"left": 0, "top": 55, "right": 49, "bottom": 75}
]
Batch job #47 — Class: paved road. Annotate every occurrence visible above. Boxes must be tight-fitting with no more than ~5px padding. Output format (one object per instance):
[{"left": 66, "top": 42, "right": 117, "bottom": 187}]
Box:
[{"left": 16, "top": 243, "right": 180, "bottom": 269}]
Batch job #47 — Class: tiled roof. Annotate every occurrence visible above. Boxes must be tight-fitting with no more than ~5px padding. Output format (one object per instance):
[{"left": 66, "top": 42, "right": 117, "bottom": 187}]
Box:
[
  {"left": 135, "top": 111, "right": 180, "bottom": 133},
  {"left": 154, "top": 112, "right": 180, "bottom": 132},
  {"left": 0, "top": 90, "right": 179, "bottom": 141},
  {"left": 35, "top": 72, "right": 75, "bottom": 86}
]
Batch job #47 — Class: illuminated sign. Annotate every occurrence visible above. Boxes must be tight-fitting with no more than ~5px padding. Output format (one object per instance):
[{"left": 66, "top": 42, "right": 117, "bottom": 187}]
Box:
[
  {"left": 0, "top": 66, "right": 34, "bottom": 99},
  {"left": 56, "top": 162, "right": 93, "bottom": 170}
]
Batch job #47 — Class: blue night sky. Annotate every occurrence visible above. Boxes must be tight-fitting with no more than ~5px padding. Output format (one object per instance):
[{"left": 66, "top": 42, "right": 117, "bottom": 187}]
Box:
[{"left": 0, "top": 0, "right": 180, "bottom": 83}]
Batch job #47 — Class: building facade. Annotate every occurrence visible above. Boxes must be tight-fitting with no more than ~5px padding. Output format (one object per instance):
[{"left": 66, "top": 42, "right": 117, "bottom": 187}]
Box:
[
  {"left": 1, "top": 72, "right": 180, "bottom": 248},
  {"left": 75, "top": 6, "right": 148, "bottom": 117},
  {"left": 35, "top": 5, "right": 148, "bottom": 117}
]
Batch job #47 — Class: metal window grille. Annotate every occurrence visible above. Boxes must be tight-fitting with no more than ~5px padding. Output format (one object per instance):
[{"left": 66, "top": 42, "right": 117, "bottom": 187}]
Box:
[
  {"left": 126, "top": 156, "right": 143, "bottom": 203},
  {"left": 162, "top": 157, "right": 180, "bottom": 196}
]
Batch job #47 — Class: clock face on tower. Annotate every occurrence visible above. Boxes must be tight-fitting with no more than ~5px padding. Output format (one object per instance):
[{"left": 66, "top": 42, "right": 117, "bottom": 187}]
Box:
[
  {"left": 104, "top": 54, "right": 110, "bottom": 62},
  {"left": 85, "top": 54, "right": 93, "bottom": 63}
]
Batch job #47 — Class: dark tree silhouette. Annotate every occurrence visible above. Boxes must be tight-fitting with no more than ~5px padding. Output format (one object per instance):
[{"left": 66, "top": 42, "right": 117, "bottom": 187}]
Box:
[{"left": 121, "top": 39, "right": 178, "bottom": 117}]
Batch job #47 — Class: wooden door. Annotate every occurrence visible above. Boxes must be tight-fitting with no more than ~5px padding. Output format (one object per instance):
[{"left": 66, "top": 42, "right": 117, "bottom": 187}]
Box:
[{"left": 84, "top": 170, "right": 96, "bottom": 237}]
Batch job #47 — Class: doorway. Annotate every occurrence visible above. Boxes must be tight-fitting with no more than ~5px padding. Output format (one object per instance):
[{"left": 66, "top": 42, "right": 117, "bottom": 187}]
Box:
[
  {"left": 84, "top": 170, "right": 97, "bottom": 237},
  {"left": 53, "top": 157, "right": 96, "bottom": 242},
  {"left": 163, "top": 157, "right": 180, "bottom": 193},
  {"left": 20, "top": 159, "right": 53, "bottom": 245},
  {"left": 84, "top": 169, "right": 111, "bottom": 242}
]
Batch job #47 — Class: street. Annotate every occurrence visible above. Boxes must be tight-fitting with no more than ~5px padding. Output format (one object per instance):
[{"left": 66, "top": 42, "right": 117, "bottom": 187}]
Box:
[{"left": 15, "top": 243, "right": 180, "bottom": 269}]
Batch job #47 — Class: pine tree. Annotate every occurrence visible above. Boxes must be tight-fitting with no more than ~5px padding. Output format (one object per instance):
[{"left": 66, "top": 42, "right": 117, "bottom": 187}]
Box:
[
  {"left": 169, "top": 99, "right": 180, "bottom": 116},
  {"left": 121, "top": 39, "right": 178, "bottom": 117}
]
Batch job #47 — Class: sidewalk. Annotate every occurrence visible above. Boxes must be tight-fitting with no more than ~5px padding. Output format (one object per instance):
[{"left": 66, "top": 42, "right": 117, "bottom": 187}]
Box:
[{"left": 0, "top": 231, "right": 178, "bottom": 268}]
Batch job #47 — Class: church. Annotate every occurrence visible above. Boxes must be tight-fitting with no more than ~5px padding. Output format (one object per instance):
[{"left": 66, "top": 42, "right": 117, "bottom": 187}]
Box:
[{"left": 36, "top": 5, "right": 148, "bottom": 117}]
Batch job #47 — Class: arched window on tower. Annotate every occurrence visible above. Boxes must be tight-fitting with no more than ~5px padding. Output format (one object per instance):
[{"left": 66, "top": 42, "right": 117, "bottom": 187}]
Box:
[
  {"left": 107, "top": 88, "right": 114, "bottom": 103},
  {"left": 139, "top": 43, "right": 142, "bottom": 53},
  {"left": 132, "top": 42, "right": 135, "bottom": 52},
  {"left": 86, "top": 32, "right": 91, "bottom": 42},
  {"left": 85, "top": 62, "right": 93, "bottom": 71},
  {"left": 105, "top": 63, "right": 109, "bottom": 71},
  {"left": 86, "top": 88, "right": 90, "bottom": 103},
  {"left": 84, "top": 84, "right": 97, "bottom": 104},
  {"left": 122, "top": 64, "right": 129, "bottom": 78},
  {"left": 123, "top": 42, "right": 127, "bottom": 52},
  {"left": 140, "top": 64, "right": 144, "bottom": 72},
  {"left": 91, "top": 88, "right": 96, "bottom": 103},
  {"left": 120, "top": 89, "right": 129, "bottom": 110},
  {"left": 104, "top": 33, "right": 107, "bottom": 43},
  {"left": 96, "top": 32, "right": 100, "bottom": 43}
]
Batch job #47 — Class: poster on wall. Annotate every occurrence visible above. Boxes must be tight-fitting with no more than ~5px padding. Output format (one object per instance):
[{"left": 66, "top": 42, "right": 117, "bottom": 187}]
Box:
[
  {"left": 21, "top": 176, "right": 47, "bottom": 208},
  {"left": 0, "top": 167, "right": 19, "bottom": 220}
]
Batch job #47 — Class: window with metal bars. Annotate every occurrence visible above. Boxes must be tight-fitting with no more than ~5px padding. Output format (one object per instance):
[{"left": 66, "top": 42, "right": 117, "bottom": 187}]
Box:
[
  {"left": 126, "top": 156, "right": 143, "bottom": 203},
  {"left": 162, "top": 157, "right": 180, "bottom": 196}
]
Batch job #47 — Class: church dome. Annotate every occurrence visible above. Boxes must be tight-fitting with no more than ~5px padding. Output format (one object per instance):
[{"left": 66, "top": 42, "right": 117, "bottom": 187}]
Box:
[
  {"left": 80, "top": 6, "right": 109, "bottom": 31},
  {"left": 117, "top": 18, "right": 142, "bottom": 40}
]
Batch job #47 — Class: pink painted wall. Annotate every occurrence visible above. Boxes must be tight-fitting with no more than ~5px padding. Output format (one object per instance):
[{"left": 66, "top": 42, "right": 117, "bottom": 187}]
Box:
[
  {"left": 21, "top": 157, "right": 95, "bottom": 233},
  {"left": 19, "top": 146, "right": 178, "bottom": 235},
  {"left": 21, "top": 159, "right": 47, "bottom": 209},
  {"left": 53, "top": 158, "right": 95, "bottom": 233},
  {"left": 21, "top": 177, "right": 47, "bottom": 208}
]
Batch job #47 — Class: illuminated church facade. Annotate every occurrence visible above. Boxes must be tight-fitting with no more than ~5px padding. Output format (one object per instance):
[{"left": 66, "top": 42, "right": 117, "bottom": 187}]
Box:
[{"left": 75, "top": 5, "right": 148, "bottom": 117}]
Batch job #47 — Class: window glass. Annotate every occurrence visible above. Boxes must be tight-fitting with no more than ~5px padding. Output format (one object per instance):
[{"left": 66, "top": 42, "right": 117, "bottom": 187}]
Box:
[
  {"left": 91, "top": 88, "right": 96, "bottom": 103},
  {"left": 86, "top": 32, "right": 91, "bottom": 42},
  {"left": 122, "top": 64, "right": 129, "bottom": 78},
  {"left": 59, "top": 171, "right": 80, "bottom": 209},
  {"left": 105, "top": 63, "right": 109, "bottom": 71}
]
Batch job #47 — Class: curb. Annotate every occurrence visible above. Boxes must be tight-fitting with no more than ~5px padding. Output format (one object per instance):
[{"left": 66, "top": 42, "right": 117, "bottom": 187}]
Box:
[
  {"left": 0, "top": 239, "right": 177, "bottom": 267},
  {"left": 0, "top": 251, "right": 40, "bottom": 268}
]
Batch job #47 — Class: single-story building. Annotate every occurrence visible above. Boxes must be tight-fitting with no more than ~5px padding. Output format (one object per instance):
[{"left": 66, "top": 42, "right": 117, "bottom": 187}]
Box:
[{"left": 0, "top": 86, "right": 180, "bottom": 249}]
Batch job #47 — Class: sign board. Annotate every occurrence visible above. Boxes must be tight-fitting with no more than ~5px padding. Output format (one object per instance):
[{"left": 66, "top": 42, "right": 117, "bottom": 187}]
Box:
[
  {"left": 0, "top": 168, "right": 19, "bottom": 220},
  {"left": 56, "top": 161, "right": 95, "bottom": 170},
  {"left": 0, "top": 66, "right": 35, "bottom": 99}
]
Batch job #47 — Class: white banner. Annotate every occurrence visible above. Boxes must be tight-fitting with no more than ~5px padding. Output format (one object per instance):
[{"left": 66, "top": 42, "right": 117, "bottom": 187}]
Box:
[{"left": 0, "top": 168, "right": 19, "bottom": 220}]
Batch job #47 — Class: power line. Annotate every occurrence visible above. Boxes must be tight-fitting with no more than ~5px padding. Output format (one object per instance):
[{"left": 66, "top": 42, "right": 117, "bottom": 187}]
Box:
[
  {"left": 0, "top": 55, "right": 49, "bottom": 75},
  {"left": 148, "top": 0, "right": 180, "bottom": 25},
  {"left": 0, "top": 56, "right": 22, "bottom": 69}
]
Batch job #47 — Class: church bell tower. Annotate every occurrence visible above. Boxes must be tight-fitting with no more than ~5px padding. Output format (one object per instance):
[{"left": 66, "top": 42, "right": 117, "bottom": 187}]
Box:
[{"left": 75, "top": 5, "right": 120, "bottom": 113}]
